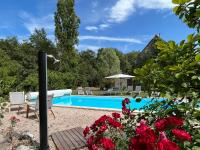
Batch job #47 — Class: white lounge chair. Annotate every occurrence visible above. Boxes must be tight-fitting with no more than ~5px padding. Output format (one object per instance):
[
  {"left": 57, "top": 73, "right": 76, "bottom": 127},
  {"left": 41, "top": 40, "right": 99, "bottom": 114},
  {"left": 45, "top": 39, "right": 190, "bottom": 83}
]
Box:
[
  {"left": 85, "top": 87, "right": 93, "bottom": 95},
  {"left": 77, "top": 87, "right": 85, "bottom": 95},
  {"left": 26, "top": 94, "right": 55, "bottom": 120},
  {"left": 133, "top": 86, "right": 142, "bottom": 96},
  {"left": 9, "top": 92, "right": 25, "bottom": 113}
]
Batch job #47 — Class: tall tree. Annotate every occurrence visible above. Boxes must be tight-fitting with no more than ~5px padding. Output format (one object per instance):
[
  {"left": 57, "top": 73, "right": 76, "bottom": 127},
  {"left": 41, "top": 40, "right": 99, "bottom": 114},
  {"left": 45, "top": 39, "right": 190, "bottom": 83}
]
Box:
[
  {"left": 97, "top": 48, "right": 121, "bottom": 88},
  {"left": 54, "top": 0, "right": 80, "bottom": 70}
]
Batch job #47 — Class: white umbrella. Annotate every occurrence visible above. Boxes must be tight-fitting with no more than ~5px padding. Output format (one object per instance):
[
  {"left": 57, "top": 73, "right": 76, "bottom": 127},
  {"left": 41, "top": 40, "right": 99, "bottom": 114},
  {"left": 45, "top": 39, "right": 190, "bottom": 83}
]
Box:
[
  {"left": 105, "top": 74, "right": 135, "bottom": 90},
  {"left": 105, "top": 73, "right": 135, "bottom": 79}
]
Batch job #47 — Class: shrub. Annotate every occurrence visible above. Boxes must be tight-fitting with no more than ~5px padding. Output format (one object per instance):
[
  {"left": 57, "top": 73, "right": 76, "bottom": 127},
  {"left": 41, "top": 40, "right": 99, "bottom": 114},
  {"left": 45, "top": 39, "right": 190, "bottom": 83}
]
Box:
[{"left": 84, "top": 98, "right": 199, "bottom": 150}]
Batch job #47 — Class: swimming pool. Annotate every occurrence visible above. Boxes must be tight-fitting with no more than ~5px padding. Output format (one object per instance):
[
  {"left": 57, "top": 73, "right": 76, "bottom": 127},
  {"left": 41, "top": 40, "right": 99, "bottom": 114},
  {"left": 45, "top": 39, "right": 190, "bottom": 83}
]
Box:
[{"left": 53, "top": 95, "right": 162, "bottom": 110}]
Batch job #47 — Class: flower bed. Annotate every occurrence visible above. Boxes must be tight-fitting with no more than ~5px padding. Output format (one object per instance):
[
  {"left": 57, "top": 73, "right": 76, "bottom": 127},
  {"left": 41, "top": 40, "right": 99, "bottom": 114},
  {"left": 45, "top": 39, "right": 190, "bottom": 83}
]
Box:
[{"left": 83, "top": 98, "right": 197, "bottom": 150}]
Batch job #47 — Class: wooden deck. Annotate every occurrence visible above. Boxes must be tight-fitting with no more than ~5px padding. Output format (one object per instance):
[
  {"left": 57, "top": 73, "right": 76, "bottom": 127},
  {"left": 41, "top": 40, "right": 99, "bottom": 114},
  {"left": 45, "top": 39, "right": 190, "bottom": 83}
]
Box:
[{"left": 51, "top": 127, "right": 87, "bottom": 150}]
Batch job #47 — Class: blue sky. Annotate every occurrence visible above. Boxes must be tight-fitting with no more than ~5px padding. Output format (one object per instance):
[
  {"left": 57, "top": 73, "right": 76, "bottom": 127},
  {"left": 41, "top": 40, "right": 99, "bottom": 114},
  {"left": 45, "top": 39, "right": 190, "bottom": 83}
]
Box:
[{"left": 0, "top": 0, "right": 195, "bottom": 53}]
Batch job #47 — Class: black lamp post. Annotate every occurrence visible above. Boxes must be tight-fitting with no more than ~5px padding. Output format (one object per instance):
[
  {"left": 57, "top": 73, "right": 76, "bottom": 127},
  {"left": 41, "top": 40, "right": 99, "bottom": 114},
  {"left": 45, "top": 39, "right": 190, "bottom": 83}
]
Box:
[{"left": 38, "top": 51, "right": 49, "bottom": 150}]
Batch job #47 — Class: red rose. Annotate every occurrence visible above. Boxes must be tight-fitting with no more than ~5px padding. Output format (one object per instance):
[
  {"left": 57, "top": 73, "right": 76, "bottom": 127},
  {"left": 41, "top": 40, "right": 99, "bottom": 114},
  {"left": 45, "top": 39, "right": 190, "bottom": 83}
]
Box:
[
  {"left": 130, "top": 137, "right": 155, "bottom": 150},
  {"left": 100, "top": 138, "right": 115, "bottom": 150},
  {"left": 155, "top": 116, "right": 184, "bottom": 131},
  {"left": 87, "top": 136, "right": 94, "bottom": 148},
  {"left": 135, "top": 124, "right": 157, "bottom": 144},
  {"left": 122, "top": 107, "right": 130, "bottom": 115},
  {"left": 122, "top": 98, "right": 130, "bottom": 107},
  {"left": 167, "top": 116, "right": 183, "bottom": 127},
  {"left": 83, "top": 126, "right": 90, "bottom": 137},
  {"left": 112, "top": 112, "right": 121, "bottom": 119},
  {"left": 94, "top": 115, "right": 108, "bottom": 126},
  {"left": 172, "top": 129, "right": 192, "bottom": 142},
  {"left": 90, "top": 123, "right": 98, "bottom": 132},
  {"left": 97, "top": 124, "right": 107, "bottom": 134},
  {"left": 155, "top": 118, "right": 168, "bottom": 131},
  {"left": 107, "top": 117, "right": 123, "bottom": 129},
  {"left": 156, "top": 131, "right": 179, "bottom": 150},
  {"left": 156, "top": 139, "right": 179, "bottom": 150}
]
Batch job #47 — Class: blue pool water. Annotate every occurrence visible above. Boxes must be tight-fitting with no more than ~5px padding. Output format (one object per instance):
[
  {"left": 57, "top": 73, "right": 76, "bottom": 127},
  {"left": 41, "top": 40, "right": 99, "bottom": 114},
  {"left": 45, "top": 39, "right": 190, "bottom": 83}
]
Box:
[{"left": 53, "top": 95, "right": 163, "bottom": 110}]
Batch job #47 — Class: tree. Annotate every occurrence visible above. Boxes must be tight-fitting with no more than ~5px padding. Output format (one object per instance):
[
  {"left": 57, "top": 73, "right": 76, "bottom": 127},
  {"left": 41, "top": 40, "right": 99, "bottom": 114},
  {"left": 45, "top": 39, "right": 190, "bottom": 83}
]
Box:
[
  {"left": 54, "top": 0, "right": 80, "bottom": 70},
  {"left": 97, "top": 48, "right": 121, "bottom": 88},
  {"left": 173, "top": 0, "right": 200, "bottom": 31},
  {"left": 77, "top": 50, "right": 98, "bottom": 86},
  {"left": 0, "top": 49, "right": 23, "bottom": 97},
  {"left": 29, "top": 28, "right": 56, "bottom": 56}
]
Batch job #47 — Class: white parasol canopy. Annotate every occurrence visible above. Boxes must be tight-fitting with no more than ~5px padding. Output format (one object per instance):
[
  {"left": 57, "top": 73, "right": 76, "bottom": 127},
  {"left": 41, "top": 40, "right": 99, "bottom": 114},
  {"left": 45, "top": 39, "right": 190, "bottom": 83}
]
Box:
[
  {"left": 105, "top": 74, "right": 135, "bottom": 90},
  {"left": 105, "top": 73, "right": 135, "bottom": 79}
]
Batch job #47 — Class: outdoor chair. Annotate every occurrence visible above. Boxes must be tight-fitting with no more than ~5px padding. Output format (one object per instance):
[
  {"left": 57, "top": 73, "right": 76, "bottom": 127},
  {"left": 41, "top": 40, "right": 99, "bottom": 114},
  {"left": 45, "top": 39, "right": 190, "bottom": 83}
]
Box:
[
  {"left": 133, "top": 86, "right": 142, "bottom": 96},
  {"left": 85, "top": 87, "right": 93, "bottom": 95},
  {"left": 26, "top": 94, "right": 56, "bottom": 120},
  {"left": 77, "top": 87, "right": 85, "bottom": 95},
  {"left": 51, "top": 127, "right": 86, "bottom": 150},
  {"left": 127, "top": 85, "right": 133, "bottom": 94},
  {"left": 104, "top": 87, "right": 120, "bottom": 95},
  {"left": 151, "top": 91, "right": 160, "bottom": 97},
  {"left": 9, "top": 92, "right": 25, "bottom": 113}
]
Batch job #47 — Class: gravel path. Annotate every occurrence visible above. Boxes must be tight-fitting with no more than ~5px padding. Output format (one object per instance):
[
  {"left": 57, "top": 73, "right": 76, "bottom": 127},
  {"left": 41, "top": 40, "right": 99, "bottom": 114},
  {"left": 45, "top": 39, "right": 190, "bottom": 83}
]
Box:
[{"left": 0, "top": 106, "right": 112, "bottom": 150}]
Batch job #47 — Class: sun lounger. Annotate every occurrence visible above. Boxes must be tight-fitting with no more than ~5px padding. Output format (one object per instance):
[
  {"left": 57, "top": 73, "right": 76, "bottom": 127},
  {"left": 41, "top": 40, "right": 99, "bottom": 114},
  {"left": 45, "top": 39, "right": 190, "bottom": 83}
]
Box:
[
  {"left": 51, "top": 127, "right": 86, "bottom": 150},
  {"left": 133, "top": 86, "right": 142, "bottom": 96},
  {"left": 9, "top": 92, "right": 25, "bottom": 113},
  {"left": 104, "top": 87, "right": 120, "bottom": 95},
  {"left": 77, "top": 87, "right": 85, "bottom": 95},
  {"left": 85, "top": 87, "right": 93, "bottom": 95},
  {"left": 26, "top": 94, "right": 55, "bottom": 120}
]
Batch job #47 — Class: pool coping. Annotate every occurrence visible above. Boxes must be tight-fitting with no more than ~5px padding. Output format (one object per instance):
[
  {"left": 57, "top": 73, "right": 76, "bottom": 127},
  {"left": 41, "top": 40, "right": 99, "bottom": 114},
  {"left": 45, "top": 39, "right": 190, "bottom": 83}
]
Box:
[
  {"left": 53, "top": 105, "right": 143, "bottom": 114},
  {"left": 53, "top": 105, "right": 122, "bottom": 112}
]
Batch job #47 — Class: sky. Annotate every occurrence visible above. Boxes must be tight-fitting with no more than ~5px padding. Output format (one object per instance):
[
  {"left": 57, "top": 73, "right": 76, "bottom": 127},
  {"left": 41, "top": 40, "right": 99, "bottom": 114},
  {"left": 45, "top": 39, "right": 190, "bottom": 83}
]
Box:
[{"left": 0, "top": 0, "right": 195, "bottom": 53}]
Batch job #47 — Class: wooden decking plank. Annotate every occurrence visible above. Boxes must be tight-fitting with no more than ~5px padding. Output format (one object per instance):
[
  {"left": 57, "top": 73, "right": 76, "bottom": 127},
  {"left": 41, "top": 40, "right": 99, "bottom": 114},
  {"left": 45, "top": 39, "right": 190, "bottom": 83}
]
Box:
[
  {"left": 59, "top": 131, "right": 76, "bottom": 150},
  {"left": 63, "top": 129, "right": 80, "bottom": 148},
  {"left": 51, "top": 133, "right": 65, "bottom": 150},
  {"left": 58, "top": 131, "right": 74, "bottom": 150},
  {"left": 72, "top": 128, "right": 87, "bottom": 144},
  {"left": 74, "top": 127, "right": 87, "bottom": 143},
  {"left": 67, "top": 128, "right": 85, "bottom": 147},
  {"left": 55, "top": 132, "right": 69, "bottom": 150}
]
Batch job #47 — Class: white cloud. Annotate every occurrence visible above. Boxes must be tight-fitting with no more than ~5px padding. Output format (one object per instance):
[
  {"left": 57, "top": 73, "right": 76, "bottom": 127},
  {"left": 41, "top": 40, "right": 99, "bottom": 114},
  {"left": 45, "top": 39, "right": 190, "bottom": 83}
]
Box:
[
  {"left": 85, "top": 24, "right": 110, "bottom": 32},
  {"left": 79, "top": 35, "right": 142, "bottom": 43},
  {"left": 107, "top": 0, "right": 173, "bottom": 23},
  {"left": 137, "top": 0, "right": 174, "bottom": 9},
  {"left": 99, "top": 24, "right": 110, "bottom": 30},
  {"left": 109, "top": 0, "right": 135, "bottom": 23},
  {"left": 76, "top": 44, "right": 100, "bottom": 51},
  {"left": 19, "top": 11, "right": 54, "bottom": 34},
  {"left": 85, "top": 26, "right": 98, "bottom": 31}
]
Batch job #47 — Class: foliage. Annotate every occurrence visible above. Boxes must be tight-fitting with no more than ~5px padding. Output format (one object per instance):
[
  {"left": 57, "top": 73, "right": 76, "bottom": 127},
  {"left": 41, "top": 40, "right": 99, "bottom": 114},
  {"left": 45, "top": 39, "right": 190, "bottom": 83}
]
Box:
[
  {"left": 55, "top": 0, "right": 80, "bottom": 71},
  {"left": 84, "top": 98, "right": 197, "bottom": 150},
  {"left": 6, "top": 116, "right": 20, "bottom": 142},
  {"left": 173, "top": 0, "right": 200, "bottom": 31},
  {"left": 97, "top": 48, "right": 121, "bottom": 88}
]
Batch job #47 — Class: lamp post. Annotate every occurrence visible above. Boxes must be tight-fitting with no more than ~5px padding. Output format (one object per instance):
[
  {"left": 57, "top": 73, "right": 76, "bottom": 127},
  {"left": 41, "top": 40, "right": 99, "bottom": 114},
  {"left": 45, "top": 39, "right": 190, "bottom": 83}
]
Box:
[{"left": 38, "top": 52, "right": 60, "bottom": 150}]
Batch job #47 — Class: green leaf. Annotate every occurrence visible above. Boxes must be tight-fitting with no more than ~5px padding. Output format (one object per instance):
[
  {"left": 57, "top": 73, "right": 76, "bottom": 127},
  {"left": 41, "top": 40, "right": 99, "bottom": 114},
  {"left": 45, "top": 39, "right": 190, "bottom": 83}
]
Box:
[
  {"left": 181, "top": 83, "right": 188, "bottom": 88},
  {"left": 173, "top": 6, "right": 179, "bottom": 13},
  {"left": 172, "top": 0, "right": 190, "bottom": 4},
  {"left": 195, "top": 53, "right": 200, "bottom": 62},
  {"left": 192, "top": 146, "right": 200, "bottom": 150},
  {"left": 187, "top": 34, "right": 194, "bottom": 42}
]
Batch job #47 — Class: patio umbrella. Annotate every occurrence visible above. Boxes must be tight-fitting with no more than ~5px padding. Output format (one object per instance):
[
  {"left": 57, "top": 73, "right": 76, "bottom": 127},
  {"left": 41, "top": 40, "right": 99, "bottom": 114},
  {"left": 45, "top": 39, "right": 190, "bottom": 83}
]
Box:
[{"left": 105, "top": 73, "right": 135, "bottom": 90}]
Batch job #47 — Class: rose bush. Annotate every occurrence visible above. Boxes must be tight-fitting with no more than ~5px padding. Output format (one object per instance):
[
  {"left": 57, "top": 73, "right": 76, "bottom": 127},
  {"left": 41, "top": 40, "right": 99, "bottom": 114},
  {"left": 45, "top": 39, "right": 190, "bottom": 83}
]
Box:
[{"left": 84, "top": 98, "right": 197, "bottom": 150}]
